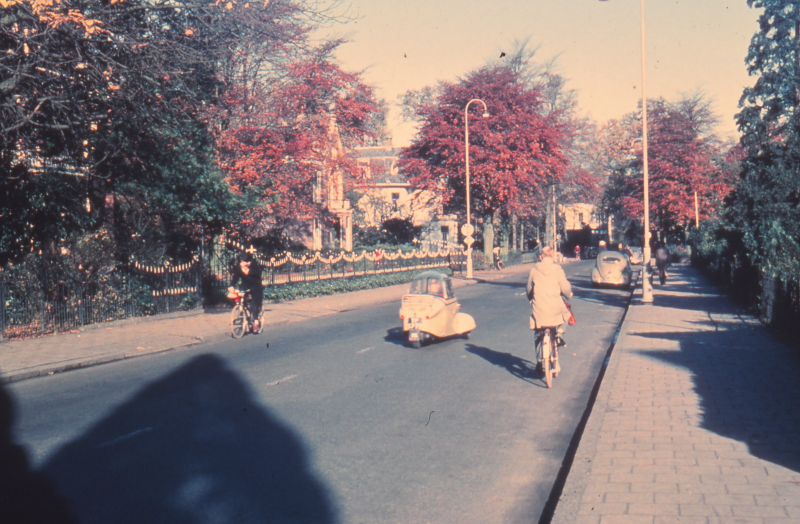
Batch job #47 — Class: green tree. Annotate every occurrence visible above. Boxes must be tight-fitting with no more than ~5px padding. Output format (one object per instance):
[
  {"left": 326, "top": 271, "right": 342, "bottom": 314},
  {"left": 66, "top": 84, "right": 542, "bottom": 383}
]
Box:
[
  {"left": 728, "top": 0, "right": 800, "bottom": 280},
  {"left": 0, "top": 0, "right": 347, "bottom": 263}
]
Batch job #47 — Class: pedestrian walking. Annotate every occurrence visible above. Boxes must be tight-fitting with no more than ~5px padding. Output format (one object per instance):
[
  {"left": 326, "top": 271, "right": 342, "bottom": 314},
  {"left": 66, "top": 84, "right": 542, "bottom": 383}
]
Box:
[{"left": 655, "top": 244, "right": 670, "bottom": 285}]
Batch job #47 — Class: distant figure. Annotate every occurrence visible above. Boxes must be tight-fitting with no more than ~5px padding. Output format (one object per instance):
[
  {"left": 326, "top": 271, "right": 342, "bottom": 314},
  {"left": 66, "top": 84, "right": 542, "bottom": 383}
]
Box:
[
  {"left": 655, "top": 244, "right": 670, "bottom": 285},
  {"left": 598, "top": 240, "right": 607, "bottom": 251},
  {"left": 574, "top": 245, "right": 581, "bottom": 260},
  {"left": 493, "top": 246, "right": 505, "bottom": 270}
]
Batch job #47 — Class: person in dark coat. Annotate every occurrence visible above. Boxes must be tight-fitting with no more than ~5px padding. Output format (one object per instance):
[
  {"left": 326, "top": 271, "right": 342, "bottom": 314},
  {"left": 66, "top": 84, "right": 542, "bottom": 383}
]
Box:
[
  {"left": 655, "top": 244, "right": 670, "bottom": 285},
  {"left": 229, "top": 252, "right": 264, "bottom": 332}
]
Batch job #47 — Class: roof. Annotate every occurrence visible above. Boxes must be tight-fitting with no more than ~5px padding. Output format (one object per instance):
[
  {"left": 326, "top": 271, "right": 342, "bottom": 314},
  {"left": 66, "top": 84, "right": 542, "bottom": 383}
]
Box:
[{"left": 411, "top": 270, "right": 449, "bottom": 281}]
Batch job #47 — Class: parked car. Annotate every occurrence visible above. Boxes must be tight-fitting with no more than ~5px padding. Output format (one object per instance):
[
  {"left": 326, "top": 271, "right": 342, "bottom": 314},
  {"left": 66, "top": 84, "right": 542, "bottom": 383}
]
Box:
[
  {"left": 591, "top": 251, "right": 633, "bottom": 289},
  {"left": 584, "top": 246, "right": 599, "bottom": 259},
  {"left": 399, "top": 271, "right": 476, "bottom": 348},
  {"left": 627, "top": 247, "right": 643, "bottom": 265}
]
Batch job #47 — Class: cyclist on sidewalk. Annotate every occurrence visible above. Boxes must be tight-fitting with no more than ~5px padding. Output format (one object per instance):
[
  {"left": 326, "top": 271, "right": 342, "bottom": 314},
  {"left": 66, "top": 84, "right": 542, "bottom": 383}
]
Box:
[
  {"left": 526, "top": 246, "right": 573, "bottom": 376},
  {"left": 492, "top": 246, "right": 506, "bottom": 270},
  {"left": 229, "top": 252, "right": 264, "bottom": 333}
]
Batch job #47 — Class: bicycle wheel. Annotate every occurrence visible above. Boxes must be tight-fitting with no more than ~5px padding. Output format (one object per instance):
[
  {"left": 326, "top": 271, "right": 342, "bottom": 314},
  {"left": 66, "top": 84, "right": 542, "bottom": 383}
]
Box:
[
  {"left": 542, "top": 330, "right": 552, "bottom": 388},
  {"left": 230, "top": 304, "right": 246, "bottom": 339}
]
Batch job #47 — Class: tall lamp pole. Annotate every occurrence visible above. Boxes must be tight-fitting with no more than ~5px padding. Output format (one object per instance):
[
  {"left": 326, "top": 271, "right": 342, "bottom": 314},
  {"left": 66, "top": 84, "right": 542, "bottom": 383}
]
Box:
[
  {"left": 600, "top": 0, "right": 652, "bottom": 302},
  {"left": 463, "top": 98, "right": 489, "bottom": 279}
]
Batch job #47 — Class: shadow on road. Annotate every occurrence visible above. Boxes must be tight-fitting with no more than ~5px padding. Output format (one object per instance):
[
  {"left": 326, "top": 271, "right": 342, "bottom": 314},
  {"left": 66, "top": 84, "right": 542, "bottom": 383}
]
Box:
[
  {"left": 0, "top": 383, "right": 79, "bottom": 524},
  {"left": 384, "top": 326, "right": 410, "bottom": 347},
  {"left": 632, "top": 274, "right": 800, "bottom": 474},
  {"left": 36, "top": 354, "right": 338, "bottom": 523},
  {"left": 570, "top": 278, "right": 632, "bottom": 310},
  {"left": 465, "top": 344, "right": 546, "bottom": 388}
]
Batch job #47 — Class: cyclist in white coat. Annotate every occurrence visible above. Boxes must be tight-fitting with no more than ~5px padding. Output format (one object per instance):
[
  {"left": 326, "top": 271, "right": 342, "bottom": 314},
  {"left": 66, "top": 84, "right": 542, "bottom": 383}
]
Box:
[{"left": 526, "top": 246, "right": 573, "bottom": 374}]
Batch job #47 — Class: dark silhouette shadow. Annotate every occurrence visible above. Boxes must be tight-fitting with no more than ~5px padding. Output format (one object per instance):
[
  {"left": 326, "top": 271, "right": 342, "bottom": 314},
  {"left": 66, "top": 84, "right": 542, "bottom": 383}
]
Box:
[
  {"left": 630, "top": 275, "right": 800, "bottom": 474},
  {"left": 465, "top": 344, "right": 546, "bottom": 387},
  {"left": 40, "top": 354, "right": 337, "bottom": 523},
  {"left": 0, "top": 384, "right": 79, "bottom": 524}
]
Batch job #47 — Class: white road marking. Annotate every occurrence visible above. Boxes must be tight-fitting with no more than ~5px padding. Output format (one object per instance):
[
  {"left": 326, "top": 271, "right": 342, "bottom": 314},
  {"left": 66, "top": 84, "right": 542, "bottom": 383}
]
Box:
[
  {"left": 357, "top": 347, "right": 374, "bottom": 354},
  {"left": 267, "top": 374, "right": 297, "bottom": 386},
  {"left": 98, "top": 427, "right": 154, "bottom": 448},
  {"left": 514, "top": 292, "right": 526, "bottom": 296}
]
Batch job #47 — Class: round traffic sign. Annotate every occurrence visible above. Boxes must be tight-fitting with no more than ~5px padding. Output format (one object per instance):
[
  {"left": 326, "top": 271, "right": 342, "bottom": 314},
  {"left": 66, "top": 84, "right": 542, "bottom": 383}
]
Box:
[{"left": 461, "top": 224, "right": 474, "bottom": 237}]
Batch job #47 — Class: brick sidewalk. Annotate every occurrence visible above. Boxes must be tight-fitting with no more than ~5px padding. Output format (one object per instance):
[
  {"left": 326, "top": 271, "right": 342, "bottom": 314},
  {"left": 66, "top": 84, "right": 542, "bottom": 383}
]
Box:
[
  {"left": 553, "top": 264, "right": 800, "bottom": 524},
  {"left": 0, "top": 263, "right": 534, "bottom": 383}
]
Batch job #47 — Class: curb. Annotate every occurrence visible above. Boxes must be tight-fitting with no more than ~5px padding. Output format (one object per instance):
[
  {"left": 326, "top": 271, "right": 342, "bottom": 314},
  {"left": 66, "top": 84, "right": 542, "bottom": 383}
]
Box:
[
  {"left": 0, "top": 338, "right": 203, "bottom": 385},
  {"left": 2, "top": 266, "right": 534, "bottom": 383},
  {"left": 550, "top": 269, "right": 641, "bottom": 524}
]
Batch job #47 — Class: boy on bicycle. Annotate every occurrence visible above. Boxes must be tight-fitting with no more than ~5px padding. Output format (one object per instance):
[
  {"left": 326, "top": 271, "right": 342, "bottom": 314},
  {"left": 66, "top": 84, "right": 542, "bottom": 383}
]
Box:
[{"left": 228, "top": 252, "right": 264, "bottom": 333}]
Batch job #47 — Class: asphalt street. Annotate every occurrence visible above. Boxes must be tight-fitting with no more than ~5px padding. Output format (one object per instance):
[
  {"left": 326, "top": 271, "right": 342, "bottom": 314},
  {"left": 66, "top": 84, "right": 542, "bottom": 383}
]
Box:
[{"left": 6, "top": 261, "right": 634, "bottom": 523}]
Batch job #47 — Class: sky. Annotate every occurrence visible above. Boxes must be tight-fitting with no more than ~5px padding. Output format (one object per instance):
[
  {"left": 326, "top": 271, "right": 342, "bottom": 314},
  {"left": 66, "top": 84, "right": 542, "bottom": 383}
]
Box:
[{"left": 320, "top": 0, "right": 763, "bottom": 147}]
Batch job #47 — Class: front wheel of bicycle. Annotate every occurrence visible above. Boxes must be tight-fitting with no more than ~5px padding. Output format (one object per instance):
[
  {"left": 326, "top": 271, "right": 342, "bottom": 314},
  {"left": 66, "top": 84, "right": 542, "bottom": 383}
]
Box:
[
  {"left": 543, "top": 351, "right": 552, "bottom": 388},
  {"left": 231, "top": 304, "right": 246, "bottom": 339},
  {"left": 541, "top": 331, "right": 553, "bottom": 388}
]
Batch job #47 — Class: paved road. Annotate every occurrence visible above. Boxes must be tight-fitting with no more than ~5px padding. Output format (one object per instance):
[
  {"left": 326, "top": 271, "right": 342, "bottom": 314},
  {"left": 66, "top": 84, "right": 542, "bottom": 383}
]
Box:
[{"left": 6, "top": 261, "right": 633, "bottom": 523}]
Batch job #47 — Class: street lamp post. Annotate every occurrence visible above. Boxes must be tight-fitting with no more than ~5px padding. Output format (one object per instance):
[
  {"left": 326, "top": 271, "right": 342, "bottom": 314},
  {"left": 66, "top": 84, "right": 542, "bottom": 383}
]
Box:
[
  {"left": 600, "top": 0, "right": 652, "bottom": 302},
  {"left": 463, "top": 98, "right": 489, "bottom": 279}
]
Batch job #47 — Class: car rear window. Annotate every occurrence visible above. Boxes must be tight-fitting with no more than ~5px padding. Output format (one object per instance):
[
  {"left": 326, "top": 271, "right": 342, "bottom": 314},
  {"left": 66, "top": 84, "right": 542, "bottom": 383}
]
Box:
[{"left": 602, "top": 256, "right": 622, "bottom": 262}]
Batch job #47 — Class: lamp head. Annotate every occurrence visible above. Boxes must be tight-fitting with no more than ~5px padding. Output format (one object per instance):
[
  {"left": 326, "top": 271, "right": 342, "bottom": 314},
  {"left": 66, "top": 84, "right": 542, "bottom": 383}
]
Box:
[{"left": 482, "top": 112, "right": 489, "bottom": 118}]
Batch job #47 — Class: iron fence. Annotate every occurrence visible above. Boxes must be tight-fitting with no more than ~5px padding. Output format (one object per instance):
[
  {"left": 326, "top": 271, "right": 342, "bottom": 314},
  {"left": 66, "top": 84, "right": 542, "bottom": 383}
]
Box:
[
  {"left": 2, "top": 243, "right": 464, "bottom": 340},
  {"left": 0, "top": 257, "right": 202, "bottom": 340},
  {"left": 204, "top": 238, "right": 465, "bottom": 301}
]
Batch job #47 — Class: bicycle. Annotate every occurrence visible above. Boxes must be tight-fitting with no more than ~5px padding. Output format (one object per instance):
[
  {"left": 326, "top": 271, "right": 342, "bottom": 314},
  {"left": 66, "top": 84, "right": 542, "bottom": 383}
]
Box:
[
  {"left": 229, "top": 289, "right": 265, "bottom": 339},
  {"left": 534, "top": 326, "right": 565, "bottom": 388}
]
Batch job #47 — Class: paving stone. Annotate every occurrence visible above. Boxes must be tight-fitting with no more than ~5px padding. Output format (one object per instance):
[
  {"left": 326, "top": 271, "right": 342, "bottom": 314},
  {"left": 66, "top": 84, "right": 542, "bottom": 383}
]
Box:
[
  {"left": 626, "top": 503, "right": 680, "bottom": 516},
  {"left": 578, "top": 503, "right": 627, "bottom": 515},
  {"left": 731, "top": 504, "right": 788, "bottom": 517},
  {"left": 598, "top": 516, "right": 654, "bottom": 524},
  {"left": 652, "top": 517, "right": 708, "bottom": 524}
]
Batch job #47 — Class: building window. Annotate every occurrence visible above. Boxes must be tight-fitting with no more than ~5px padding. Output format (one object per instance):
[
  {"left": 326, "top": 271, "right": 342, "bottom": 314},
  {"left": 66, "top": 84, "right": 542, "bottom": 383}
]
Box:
[
  {"left": 391, "top": 192, "right": 400, "bottom": 211},
  {"left": 441, "top": 225, "right": 449, "bottom": 242}
]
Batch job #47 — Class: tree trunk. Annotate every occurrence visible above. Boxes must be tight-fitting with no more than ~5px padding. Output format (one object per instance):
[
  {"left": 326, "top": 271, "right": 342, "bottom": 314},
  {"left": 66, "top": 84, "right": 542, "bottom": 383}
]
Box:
[
  {"left": 501, "top": 218, "right": 510, "bottom": 257},
  {"left": 510, "top": 214, "right": 517, "bottom": 252},
  {"left": 483, "top": 212, "right": 494, "bottom": 263}
]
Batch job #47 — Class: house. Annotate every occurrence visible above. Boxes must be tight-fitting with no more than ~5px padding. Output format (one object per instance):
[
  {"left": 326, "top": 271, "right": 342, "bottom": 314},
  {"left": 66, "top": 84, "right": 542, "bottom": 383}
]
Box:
[
  {"left": 353, "top": 144, "right": 457, "bottom": 246},
  {"left": 559, "top": 203, "right": 610, "bottom": 246}
]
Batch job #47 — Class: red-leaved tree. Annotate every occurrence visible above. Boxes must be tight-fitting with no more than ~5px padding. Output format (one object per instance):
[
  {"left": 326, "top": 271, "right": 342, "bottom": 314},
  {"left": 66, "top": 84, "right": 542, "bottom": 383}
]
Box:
[
  {"left": 399, "top": 65, "right": 568, "bottom": 259},
  {"left": 215, "top": 43, "right": 384, "bottom": 239},
  {"left": 602, "top": 94, "right": 735, "bottom": 242}
]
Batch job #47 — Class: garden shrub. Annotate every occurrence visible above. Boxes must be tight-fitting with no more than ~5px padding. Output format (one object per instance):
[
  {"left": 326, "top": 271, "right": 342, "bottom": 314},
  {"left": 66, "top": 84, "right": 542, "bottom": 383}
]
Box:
[{"left": 262, "top": 267, "right": 453, "bottom": 303}]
